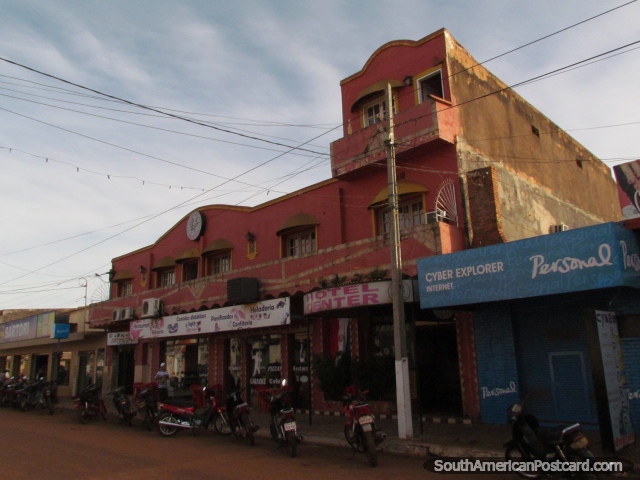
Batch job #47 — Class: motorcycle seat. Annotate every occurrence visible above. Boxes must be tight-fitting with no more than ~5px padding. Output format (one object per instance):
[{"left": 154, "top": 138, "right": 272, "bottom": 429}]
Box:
[
  {"left": 163, "top": 398, "right": 197, "bottom": 409},
  {"left": 540, "top": 423, "right": 580, "bottom": 445}
]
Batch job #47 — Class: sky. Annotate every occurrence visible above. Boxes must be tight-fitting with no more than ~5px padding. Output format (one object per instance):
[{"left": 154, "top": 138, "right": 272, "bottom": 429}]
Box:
[{"left": 1, "top": 0, "right": 639, "bottom": 310}]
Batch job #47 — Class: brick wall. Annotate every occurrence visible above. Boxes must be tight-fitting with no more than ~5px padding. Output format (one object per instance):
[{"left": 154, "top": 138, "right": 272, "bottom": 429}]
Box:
[
  {"left": 466, "top": 166, "right": 507, "bottom": 248},
  {"left": 456, "top": 311, "right": 480, "bottom": 419}
]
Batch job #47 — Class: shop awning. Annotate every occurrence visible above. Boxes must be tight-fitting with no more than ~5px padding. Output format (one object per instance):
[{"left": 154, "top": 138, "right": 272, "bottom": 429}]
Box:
[
  {"left": 111, "top": 270, "right": 134, "bottom": 281},
  {"left": 151, "top": 256, "right": 176, "bottom": 271},
  {"left": 276, "top": 213, "right": 319, "bottom": 236},
  {"left": 175, "top": 247, "right": 200, "bottom": 264},
  {"left": 368, "top": 181, "right": 428, "bottom": 208},
  {"left": 202, "top": 238, "right": 233, "bottom": 254}
]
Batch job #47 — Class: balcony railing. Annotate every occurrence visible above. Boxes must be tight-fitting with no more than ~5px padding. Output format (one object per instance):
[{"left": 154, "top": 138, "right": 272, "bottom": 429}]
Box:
[{"left": 330, "top": 96, "right": 458, "bottom": 178}]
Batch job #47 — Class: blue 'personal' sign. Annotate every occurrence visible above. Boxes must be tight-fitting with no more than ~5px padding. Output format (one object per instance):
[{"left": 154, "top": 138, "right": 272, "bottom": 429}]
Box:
[
  {"left": 417, "top": 222, "right": 640, "bottom": 309},
  {"left": 50, "top": 323, "right": 70, "bottom": 339}
]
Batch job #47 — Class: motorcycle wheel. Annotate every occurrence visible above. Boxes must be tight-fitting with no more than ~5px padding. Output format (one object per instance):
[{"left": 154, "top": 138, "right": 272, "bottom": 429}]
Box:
[
  {"left": 213, "top": 413, "right": 232, "bottom": 436},
  {"left": 241, "top": 415, "right": 255, "bottom": 446},
  {"left": 19, "top": 396, "right": 28, "bottom": 412},
  {"left": 505, "top": 444, "right": 541, "bottom": 479},
  {"left": 99, "top": 401, "right": 108, "bottom": 421},
  {"left": 286, "top": 432, "right": 297, "bottom": 458},
  {"left": 362, "top": 430, "right": 377, "bottom": 468},
  {"left": 158, "top": 412, "right": 179, "bottom": 437},
  {"left": 344, "top": 425, "right": 363, "bottom": 452},
  {"left": 77, "top": 404, "right": 90, "bottom": 424},
  {"left": 46, "top": 397, "right": 54, "bottom": 415}
]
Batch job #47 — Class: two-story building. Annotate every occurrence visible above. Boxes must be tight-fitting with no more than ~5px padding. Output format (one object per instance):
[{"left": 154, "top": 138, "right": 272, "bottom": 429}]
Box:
[{"left": 88, "top": 29, "right": 620, "bottom": 418}]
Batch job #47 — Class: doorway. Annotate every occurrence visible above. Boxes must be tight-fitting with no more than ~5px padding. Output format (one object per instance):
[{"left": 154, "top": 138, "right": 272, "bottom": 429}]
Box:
[
  {"left": 416, "top": 322, "right": 462, "bottom": 415},
  {"left": 32, "top": 354, "right": 49, "bottom": 380},
  {"left": 114, "top": 346, "right": 135, "bottom": 394}
]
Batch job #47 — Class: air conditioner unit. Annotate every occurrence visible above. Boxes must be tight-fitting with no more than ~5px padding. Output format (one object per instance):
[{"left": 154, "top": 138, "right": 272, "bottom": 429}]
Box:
[
  {"left": 553, "top": 223, "right": 569, "bottom": 232},
  {"left": 120, "top": 307, "right": 135, "bottom": 321},
  {"left": 426, "top": 209, "right": 446, "bottom": 224},
  {"left": 112, "top": 309, "right": 122, "bottom": 322},
  {"left": 141, "top": 298, "right": 161, "bottom": 319}
]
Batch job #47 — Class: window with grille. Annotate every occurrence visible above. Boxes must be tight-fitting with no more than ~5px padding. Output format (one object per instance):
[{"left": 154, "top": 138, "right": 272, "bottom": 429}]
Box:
[
  {"left": 182, "top": 262, "right": 198, "bottom": 281},
  {"left": 160, "top": 269, "right": 175, "bottom": 287},
  {"left": 284, "top": 228, "right": 316, "bottom": 257},
  {"left": 362, "top": 95, "right": 397, "bottom": 127},
  {"left": 118, "top": 281, "right": 132, "bottom": 298},
  {"left": 378, "top": 197, "right": 425, "bottom": 235},
  {"left": 207, "top": 251, "right": 231, "bottom": 275}
]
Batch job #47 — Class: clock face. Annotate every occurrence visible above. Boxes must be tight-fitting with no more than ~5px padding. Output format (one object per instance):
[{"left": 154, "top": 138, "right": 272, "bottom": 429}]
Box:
[{"left": 186, "top": 211, "right": 204, "bottom": 240}]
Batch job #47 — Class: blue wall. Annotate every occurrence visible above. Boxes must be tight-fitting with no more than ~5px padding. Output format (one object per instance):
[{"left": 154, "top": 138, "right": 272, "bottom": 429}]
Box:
[
  {"left": 474, "top": 305, "right": 520, "bottom": 424},
  {"left": 512, "top": 305, "right": 598, "bottom": 426}
]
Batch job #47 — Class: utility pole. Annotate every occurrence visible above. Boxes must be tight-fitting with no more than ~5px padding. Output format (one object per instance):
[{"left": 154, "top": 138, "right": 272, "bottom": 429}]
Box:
[{"left": 384, "top": 83, "right": 413, "bottom": 439}]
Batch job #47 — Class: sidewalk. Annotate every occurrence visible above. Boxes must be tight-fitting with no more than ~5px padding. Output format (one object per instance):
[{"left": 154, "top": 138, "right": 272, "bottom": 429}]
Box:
[{"left": 57, "top": 397, "right": 640, "bottom": 469}]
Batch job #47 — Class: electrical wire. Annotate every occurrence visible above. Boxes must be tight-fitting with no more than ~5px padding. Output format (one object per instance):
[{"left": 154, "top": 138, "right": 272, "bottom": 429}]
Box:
[{"left": 0, "top": 56, "right": 331, "bottom": 157}]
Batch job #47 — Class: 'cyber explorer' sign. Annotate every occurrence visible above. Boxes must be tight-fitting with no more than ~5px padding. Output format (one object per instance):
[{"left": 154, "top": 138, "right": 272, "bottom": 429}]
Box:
[{"left": 417, "top": 222, "right": 640, "bottom": 309}]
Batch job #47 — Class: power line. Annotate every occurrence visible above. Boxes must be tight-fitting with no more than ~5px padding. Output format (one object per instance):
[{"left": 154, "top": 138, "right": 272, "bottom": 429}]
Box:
[
  {"left": 0, "top": 73, "right": 341, "bottom": 128},
  {"left": 0, "top": 56, "right": 331, "bottom": 157},
  {"left": 449, "top": 0, "right": 638, "bottom": 77}
]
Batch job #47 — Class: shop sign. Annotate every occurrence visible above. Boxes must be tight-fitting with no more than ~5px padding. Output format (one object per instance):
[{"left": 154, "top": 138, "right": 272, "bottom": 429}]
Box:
[
  {"left": 0, "top": 311, "right": 54, "bottom": 344},
  {"left": 50, "top": 324, "right": 70, "bottom": 339},
  {"left": 130, "top": 297, "right": 291, "bottom": 340},
  {"left": 303, "top": 280, "right": 413, "bottom": 314},
  {"left": 417, "top": 222, "right": 640, "bottom": 309},
  {"left": 107, "top": 332, "right": 138, "bottom": 346}
]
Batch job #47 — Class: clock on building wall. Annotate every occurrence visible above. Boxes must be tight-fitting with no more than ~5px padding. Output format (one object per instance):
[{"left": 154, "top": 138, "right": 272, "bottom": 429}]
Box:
[{"left": 186, "top": 211, "right": 205, "bottom": 240}]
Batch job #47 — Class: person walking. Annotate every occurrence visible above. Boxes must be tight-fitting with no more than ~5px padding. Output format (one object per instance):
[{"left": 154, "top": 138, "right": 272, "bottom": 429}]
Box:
[{"left": 155, "top": 362, "right": 169, "bottom": 401}]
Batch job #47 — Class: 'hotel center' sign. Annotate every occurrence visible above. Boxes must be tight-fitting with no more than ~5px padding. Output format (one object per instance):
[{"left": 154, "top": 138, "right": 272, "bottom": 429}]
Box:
[{"left": 303, "top": 280, "right": 413, "bottom": 314}]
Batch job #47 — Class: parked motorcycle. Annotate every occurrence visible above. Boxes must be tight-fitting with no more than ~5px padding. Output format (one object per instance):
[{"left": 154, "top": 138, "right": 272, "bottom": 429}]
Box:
[
  {"left": 16, "top": 378, "right": 48, "bottom": 412},
  {"left": 504, "top": 400, "right": 594, "bottom": 479},
  {"left": 157, "top": 386, "right": 232, "bottom": 437},
  {"left": 42, "top": 381, "right": 57, "bottom": 415},
  {"left": 111, "top": 386, "right": 136, "bottom": 426},
  {"left": 74, "top": 383, "right": 108, "bottom": 424},
  {"left": 0, "top": 377, "right": 25, "bottom": 408},
  {"left": 135, "top": 383, "right": 159, "bottom": 431},
  {"left": 225, "top": 387, "right": 259, "bottom": 446},
  {"left": 267, "top": 379, "right": 303, "bottom": 457},
  {"left": 342, "top": 385, "right": 386, "bottom": 467}
]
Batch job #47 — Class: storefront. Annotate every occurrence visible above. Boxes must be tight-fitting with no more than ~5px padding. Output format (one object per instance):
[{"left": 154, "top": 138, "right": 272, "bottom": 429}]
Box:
[
  {"left": 128, "top": 297, "right": 296, "bottom": 406},
  {"left": 417, "top": 222, "right": 640, "bottom": 450},
  {"left": 301, "top": 280, "right": 449, "bottom": 416},
  {"left": 0, "top": 309, "right": 107, "bottom": 397}
]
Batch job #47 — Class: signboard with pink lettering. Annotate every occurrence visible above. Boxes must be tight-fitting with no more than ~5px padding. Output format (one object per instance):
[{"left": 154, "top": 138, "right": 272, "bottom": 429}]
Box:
[
  {"left": 303, "top": 280, "right": 414, "bottom": 314},
  {"left": 130, "top": 298, "right": 290, "bottom": 340},
  {"left": 417, "top": 222, "right": 640, "bottom": 309}
]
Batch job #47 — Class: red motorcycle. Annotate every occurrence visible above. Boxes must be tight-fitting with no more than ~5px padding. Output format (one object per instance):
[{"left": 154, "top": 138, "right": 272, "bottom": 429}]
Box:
[
  {"left": 157, "top": 386, "right": 231, "bottom": 437},
  {"left": 225, "top": 387, "right": 259, "bottom": 446},
  {"left": 267, "top": 379, "right": 303, "bottom": 457},
  {"left": 343, "top": 385, "right": 386, "bottom": 467},
  {"left": 74, "top": 383, "right": 108, "bottom": 424}
]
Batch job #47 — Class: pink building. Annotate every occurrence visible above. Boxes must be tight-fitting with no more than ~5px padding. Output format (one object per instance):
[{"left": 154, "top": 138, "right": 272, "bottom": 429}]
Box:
[{"left": 90, "top": 29, "right": 619, "bottom": 419}]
